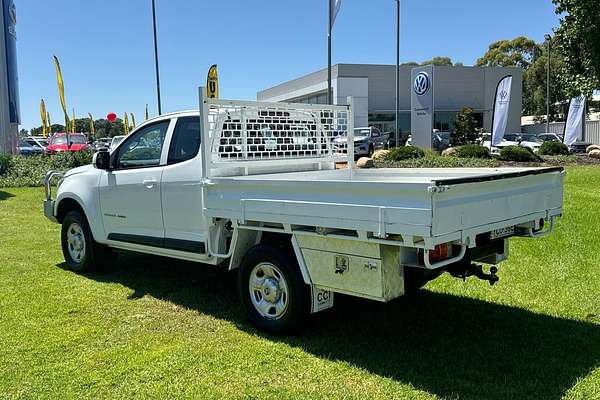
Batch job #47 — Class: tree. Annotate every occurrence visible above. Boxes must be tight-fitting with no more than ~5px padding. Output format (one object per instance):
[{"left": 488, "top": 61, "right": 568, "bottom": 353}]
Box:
[
  {"left": 401, "top": 61, "right": 419, "bottom": 66},
  {"left": 552, "top": 0, "right": 600, "bottom": 97},
  {"left": 523, "top": 41, "right": 567, "bottom": 119},
  {"left": 29, "top": 124, "right": 65, "bottom": 137},
  {"left": 452, "top": 107, "right": 478, "bottom": 146},
  {"left": 476, "top": 36, "right": 540, "bottom": 69},
  {"left": 422, "top": 57, "right": 454, "bottom": 66}
]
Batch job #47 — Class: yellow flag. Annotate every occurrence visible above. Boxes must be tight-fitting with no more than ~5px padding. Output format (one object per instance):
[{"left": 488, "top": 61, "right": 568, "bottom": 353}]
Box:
[
  {"left": 72, "top": 108, "right": 76, "bottom": 133},
  {"left": 40, "top": 99, "right": 48, "bottom": 138},
  {"left": 130, "top": 113, "right": 136, "bottom": 129},
  {"left": 145, "top": 104, "right": 149, "bottom": 120},
  {"left": 53, "top": 55, "right": 69, "bottom": 129},
  {"left": 88, "top": 113, "right": 95, "bottom": 135},
  {"left": 124, "top": 113, "right": 129, "bottom": 135},
  {"left": 47, "top": 112, "right": 51, "bottom": 135},
  {"left": 207, "top": 64, "right": 218, "bottom": 98}
]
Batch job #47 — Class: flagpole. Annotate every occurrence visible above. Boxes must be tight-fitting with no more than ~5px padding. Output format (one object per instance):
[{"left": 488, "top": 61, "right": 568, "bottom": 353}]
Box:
[
  {"left": 328, "top": 0, "right": 332, "bottom": 105},
  {"left": 152, "top": 0, "right": 162, "bottom": 115},
  {"left": 395, "top": 0, "right": 400, "bottom": 148}
]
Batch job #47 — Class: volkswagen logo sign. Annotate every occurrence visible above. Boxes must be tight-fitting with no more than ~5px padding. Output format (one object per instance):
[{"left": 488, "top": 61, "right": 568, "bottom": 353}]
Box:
[
  {"left": 500, "top": 90, "right": 508, "bottom": 100},
  {"left": 414, "top": 72, "right": 430, "bottom": 96}
]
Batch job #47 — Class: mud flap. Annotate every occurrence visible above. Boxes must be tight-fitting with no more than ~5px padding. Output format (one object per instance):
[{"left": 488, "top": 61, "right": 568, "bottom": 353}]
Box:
[{"left": 311, "top": 286, "right": 334, "bottom": 313}]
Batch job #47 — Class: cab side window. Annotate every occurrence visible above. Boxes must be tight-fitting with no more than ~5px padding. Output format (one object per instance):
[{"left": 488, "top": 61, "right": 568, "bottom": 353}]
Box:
[
  {"left": 167, "top": 116, "right": 201, "bottom": 164},
  {"left": 116, "top": 121, "right": 170, "bottom": 169}
]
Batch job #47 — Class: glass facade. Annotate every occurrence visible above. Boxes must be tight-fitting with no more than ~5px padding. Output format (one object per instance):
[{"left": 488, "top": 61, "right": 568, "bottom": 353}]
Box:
[{"left": 434, "top": 111, "right": 484, "bottom": 132}]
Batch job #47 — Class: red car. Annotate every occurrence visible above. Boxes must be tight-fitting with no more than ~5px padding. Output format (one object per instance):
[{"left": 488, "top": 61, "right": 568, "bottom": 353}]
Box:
[{"left": 46, "top": 133, "right": 90, "bottom": 154}]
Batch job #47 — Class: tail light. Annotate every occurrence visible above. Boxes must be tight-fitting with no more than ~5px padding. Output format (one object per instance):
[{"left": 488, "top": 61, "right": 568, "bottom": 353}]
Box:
[{"left": 429, "top": 243, "right": 450, "bottom": 262}]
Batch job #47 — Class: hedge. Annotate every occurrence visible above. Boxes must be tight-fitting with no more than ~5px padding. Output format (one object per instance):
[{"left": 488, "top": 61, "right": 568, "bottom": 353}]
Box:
[
  {"left": 538, "top": 141, "right": 570, "bottom": 156},
  {"left": 455, "top": 144, "right": 491, "bottom": 159},
  {"left": 0, "top": 151, "right": 94, "bottom": 188},
  {"left": 498, "top": 146, "right": 541, "bottom": 162},
  {"left": 384, "top": 146, "right": 425, "bottom": 161}
]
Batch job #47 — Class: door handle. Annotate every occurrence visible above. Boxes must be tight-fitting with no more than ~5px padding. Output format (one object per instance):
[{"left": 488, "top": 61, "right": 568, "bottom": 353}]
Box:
[{"left": 143, "top": 178, "right": 157, "bottom": 189}]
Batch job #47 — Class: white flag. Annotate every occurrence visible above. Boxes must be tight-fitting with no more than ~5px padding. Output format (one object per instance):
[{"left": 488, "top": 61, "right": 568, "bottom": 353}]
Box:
[
  {"left": 491, "top": 76, "right": 513, "bottom": 146},
  {"left": 563, "top": 96, "right": 586, "bottom": 146},
  {"left": 330, "top": 0, "right": 342, "bottom": 28}
]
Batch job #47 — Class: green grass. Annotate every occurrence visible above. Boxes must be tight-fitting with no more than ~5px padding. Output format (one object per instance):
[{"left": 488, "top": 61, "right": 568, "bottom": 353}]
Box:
[{"left": 1, "top": 167, "right": 599, "bottom": 399}]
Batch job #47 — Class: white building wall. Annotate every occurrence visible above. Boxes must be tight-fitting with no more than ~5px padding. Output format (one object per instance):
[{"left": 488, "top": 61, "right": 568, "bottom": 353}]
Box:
[{"left": 334, "top": 77, "right": 368, "bottom": 128}]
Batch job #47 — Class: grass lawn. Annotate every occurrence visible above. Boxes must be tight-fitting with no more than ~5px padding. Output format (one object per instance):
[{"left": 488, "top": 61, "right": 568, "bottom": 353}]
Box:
[{"left": 1, "top": 167, "right": 599, "bottom": 399}]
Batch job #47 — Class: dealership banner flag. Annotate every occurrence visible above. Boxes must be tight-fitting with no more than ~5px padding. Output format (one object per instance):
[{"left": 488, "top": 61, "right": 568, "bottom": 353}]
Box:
[
  {"left": 130, "top": 113, "right": 136, "bottom": 129},
  {"left": 563, "top": 96, "right": 586, "bottom": 146},
  {"left": 491, "top": 76, "right": 513, "bottom": 146},
  {"left": 40, "top": 99, "right": 47, "bottom": 138},
  {"left": 330, "top": 0, "right": 342, "bottom": 27},
  {"left": 53, "top": 55, "right": 69, "bottom": 131},
  {"left": 207, "top": 65, "right": 219, "bottom": 99},
  {"left": 88, "top": 113, "right": 95, "bottom": 135},
  {"left": 47, "top": 112, "right": 51, "bottom": 134}
]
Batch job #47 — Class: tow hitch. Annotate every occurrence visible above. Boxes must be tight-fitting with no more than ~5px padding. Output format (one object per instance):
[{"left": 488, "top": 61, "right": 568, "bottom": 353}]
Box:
[{"left": 449, "top": 263, "right": 499, "bottom": 286}]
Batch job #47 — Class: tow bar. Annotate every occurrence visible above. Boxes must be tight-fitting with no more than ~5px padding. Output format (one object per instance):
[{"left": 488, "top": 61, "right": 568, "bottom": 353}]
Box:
[{"left": 450, "top": 263, "right": 499, "bottom": 286}]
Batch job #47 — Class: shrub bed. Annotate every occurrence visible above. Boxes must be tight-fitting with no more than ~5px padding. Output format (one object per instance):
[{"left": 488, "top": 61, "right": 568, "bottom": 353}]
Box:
[
  {"left": 498, "top": 146, "right": 541, "bottom": 162},
  {"left": 0, "top": 150, "right": 94, "bottom": 188},
  {"left": 455, "top": 144, "right": 491, "bottom": 159},
  {"left": 538, "top": 141, "right": 570, "bottom": 156},
  {"left": 384, "top": 146, "right": 425, "bottom": 161}
]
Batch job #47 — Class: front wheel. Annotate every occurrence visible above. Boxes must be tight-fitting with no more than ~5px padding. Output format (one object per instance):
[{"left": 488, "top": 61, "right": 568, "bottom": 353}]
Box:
[
  {"left": 239, "top": 244, "right": 310, "bottom": 334},
  {"left": 61, "top": 210, "right": 116, "bottom": 273}
]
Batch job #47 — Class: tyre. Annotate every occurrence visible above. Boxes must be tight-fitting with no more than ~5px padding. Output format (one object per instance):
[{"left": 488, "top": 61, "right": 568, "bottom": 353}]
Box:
[
  {"left": 239, "top": 244, "right": 310, "bottom": 334},
  {"left": 61, "top": 210, "right": 116, "bottom": 273}
]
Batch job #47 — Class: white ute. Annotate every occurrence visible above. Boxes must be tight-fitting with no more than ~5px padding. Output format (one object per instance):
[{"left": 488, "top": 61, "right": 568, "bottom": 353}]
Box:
[{"left": 44, "top": 88, "right": 564, "bottom": 333}]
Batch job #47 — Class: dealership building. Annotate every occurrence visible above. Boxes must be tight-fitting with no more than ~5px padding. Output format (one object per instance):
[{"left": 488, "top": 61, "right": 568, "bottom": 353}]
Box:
[{"left": 257, "top": 64, "right": 522, "bottom": 144}]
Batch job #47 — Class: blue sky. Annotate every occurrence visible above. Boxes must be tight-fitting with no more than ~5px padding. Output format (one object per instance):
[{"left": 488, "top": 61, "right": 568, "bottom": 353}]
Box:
[{"left": 16, "top": 0, "right": 560, "bottom": 130}]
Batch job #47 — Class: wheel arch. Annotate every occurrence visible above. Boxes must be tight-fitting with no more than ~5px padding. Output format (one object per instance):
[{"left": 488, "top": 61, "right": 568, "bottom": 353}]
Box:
[{"left": 56, "top": 197, "right": 86, "bottom": 224}]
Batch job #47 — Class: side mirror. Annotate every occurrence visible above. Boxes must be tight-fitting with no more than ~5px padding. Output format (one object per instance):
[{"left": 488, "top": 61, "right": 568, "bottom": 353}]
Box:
[{"left": 94, "top": 149, "right": 111, "bottom": 170}]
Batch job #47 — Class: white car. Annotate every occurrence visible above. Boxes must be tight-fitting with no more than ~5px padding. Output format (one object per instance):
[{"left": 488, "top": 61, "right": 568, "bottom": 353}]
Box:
[
  {"left": 480, "top": 133, "right": 519, "bottom": 155},
  {"left": 518, "top": 134, "right": 543, "bottom": 152},
  {"left": 109, "top": 135, "right": 125, "bottom": 152},
  {"left": 43, "top": 93, "right": 564, "bottom": 334}
]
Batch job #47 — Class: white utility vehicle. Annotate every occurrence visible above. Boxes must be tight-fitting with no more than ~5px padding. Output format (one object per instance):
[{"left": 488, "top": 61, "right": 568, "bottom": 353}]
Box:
[{"left": 44, "top": 89, "right": 564, "bottom": 333}]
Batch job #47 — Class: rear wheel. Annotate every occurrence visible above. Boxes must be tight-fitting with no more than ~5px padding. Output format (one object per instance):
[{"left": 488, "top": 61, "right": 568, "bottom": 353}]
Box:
[
  {"left": 61, "top": 210, "right": 116, "bottom": 272},
  {"left": 239, "top": 244, "right": 310, "bottom": 334}
]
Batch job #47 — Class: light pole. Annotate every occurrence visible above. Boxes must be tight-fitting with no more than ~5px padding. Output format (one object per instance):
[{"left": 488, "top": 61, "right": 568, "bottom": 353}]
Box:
[
  {"left": 327, "top": 0, "right": 332, "bottom": 105},
  {"left": 545, "top": 34, "right": 551, "bottom": 132},
  {"left": 395, "top": 0, "right": 400, "bottom": 148},
  {"left": 152, "top": 0, "right": 162, "bottom": 115}
]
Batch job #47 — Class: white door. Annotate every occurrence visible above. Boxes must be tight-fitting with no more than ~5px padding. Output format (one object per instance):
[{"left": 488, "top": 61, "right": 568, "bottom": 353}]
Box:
[
  {"left": 160, "top": 115, "right": 210, "bottom": 255},
  {"left": 99, "top": 120, "right": 172, "bottom": 244}
]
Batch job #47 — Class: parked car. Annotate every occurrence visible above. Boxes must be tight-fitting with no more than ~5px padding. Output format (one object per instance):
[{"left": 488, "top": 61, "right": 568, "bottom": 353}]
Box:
[
  {"left": 537, "top": 133, "right": 562, "bottom": 143},
  {"left": 432, "top": 130, "right": 451, "bottom": 151},
  {"left": 568, "top": 141, "right": 592, "bottom": 154},
  {"left": 17, "top": 138, "right": 44, "bottom": 156},
  {"left": 334, "top": 127, "right": 388, "bottom": 156},
  {"left": 44, "top": 95, "right": 564, "bottom": 334},
  {"left": 46, "top": 133, "right": 90, "bottom": 155},
  {"left": 480, "top": 133, "right": 519, "bottom": 155},
  {"left": 518, "top": 134, "right": 543, "bottom": 152},
  {"left": 109, "top": 135, "right": 126, "bottom": 152},
  {"left": 92, "top": 137, "right": 112, "bottom": 151}
]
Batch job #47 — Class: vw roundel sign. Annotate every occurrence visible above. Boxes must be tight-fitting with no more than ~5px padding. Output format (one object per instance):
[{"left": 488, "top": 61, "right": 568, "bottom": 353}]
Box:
[{"left": 414, "top": 72, "right": 430, "bottom": 96}]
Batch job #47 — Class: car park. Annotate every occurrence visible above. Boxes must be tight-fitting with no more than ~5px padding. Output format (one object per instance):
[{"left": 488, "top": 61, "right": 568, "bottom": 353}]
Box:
[{"left": 43, "top": 92, "right": 564, "bottom": 334}]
